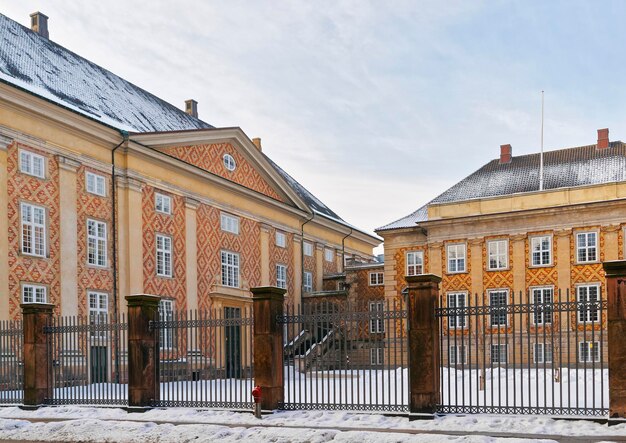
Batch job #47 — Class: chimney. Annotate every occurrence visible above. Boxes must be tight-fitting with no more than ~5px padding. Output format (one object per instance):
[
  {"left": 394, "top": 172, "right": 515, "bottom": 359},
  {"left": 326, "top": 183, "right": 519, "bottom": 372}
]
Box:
[
  {"left": 185, "top": 99, "right": 198, "bottom": 118},
  {"left": 499, "top": 144, "right": 512, "bottom": 164},
  {"left": 30, "top": 12, "right": 49, "bottom": 39},
  {"left": 597, "top": 128, "right": 609, "bottom": 149},
  {"left": 252, "top": 137, "right": 262, "bottom": 152}
]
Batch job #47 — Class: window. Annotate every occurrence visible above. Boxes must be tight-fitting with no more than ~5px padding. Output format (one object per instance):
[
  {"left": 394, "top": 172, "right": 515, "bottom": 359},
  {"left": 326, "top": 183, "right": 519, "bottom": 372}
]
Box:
[
  {"left": 531, "top": 235, "right": 552, "bottom": 266},
  {"left": 223, "top": 154, "right": 236, "bottom": 171},
  {"left": 369, "top": 272, "right": 384, "bottom": 286},
  {"left": 489, "top": 290, "right": 508, "bottom": 326},
  {"left": 369, "top": 301, "right": 384, "bottom": 333},
  {"left": 325, "top": 248, "right": 334, "bottom": 262},
  {"left": 577, "top": 284, "right": 600, "bottom": 323},
  {"left": 449, "top": 345, "right": 467, "bottom": 365},
  {"left": 531, "top": 287, "right": 553, "bottom": 325},
  {"left": 89, "top": 292, "right": 108, "bottom": 337},
  {"left": 491, "top": 344, "right": 507, "bottom": 364},
  {"left": 156, "top": 234, "right": 172, "bottom": 277},
  {"left": 276, "top": 264, "right": 287, "bottom": 289},
  {"left": 19, "top": 150, "right": 45, "bottom": 178},
  {"left": 406, "top": 251, "right": 424, "bottom": 276},
  {"left": 221, "top": 251, "right": 240, "bottom": 287},
  {"left": 447, "top": 292, "right": 467, "bottom": 328},
  {"left": 155, "top": 193, "right": 172, "bottom": 214},
  {"left": 579, "top": 341, "right": 600, "bottom": 363},
  {"left": 447, "top": 244, "right": 466, "bottom": 273},
  {"left": 303, "top": 242, "right": 313, "bottom": 256},
  {"left": 159, "top": 300, "right": 175, "bottom": 349},
  {"left": 488, "top": 239, "right": 508, "bottom": 270},
  {"left": 87, "top": 219, "right": 107, "bottom": 267},
  {"left": 370, "top": 348, "right": 384, "bottom": 365},
  {"left": 576, "top": 232, "right": 597, "bottom": 263},
  {"left": 276, "top": 231, "right": 286, "bottom": 248},
  {"left": 220, "top": 213, "right": 239, "bottom": 234},
  {"left": 534, "top": 343, "right": 553, "bottom": 363},
  {"left": 22, "top": 284, "right": 46, "bottom": 303},
  {"left": 21, "top": 202, "right": 46, "bottom": 257},
  {"left": 86, "top": 172, "right": 106, "bottom": 196},
  {"left": 303, "top": 271, "right": 313, "bottom": 292}
]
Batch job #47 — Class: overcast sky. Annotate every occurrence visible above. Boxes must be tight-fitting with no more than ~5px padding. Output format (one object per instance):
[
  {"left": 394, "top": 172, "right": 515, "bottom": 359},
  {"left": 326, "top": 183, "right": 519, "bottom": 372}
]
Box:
[{"left": 2, "top": 1, "right": 625, "bottom": 248}]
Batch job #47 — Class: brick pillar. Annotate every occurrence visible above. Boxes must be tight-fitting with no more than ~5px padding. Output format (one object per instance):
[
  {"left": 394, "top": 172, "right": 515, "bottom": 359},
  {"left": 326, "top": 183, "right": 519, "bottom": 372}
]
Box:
[
  {"left": 251, "top": 286, "right": 285, "bottom": 411},
  {"left": 603, "top": 260, "right": 626, "bottom": 420},
  {"left": 126, "top": 294, "right": 160, "bottom": 409},
  {"left": 405, "top": 274, "right": 441, "bottom": 417},
  {"left": 22, "top": 303, "right": 54, "bottom": 408}
]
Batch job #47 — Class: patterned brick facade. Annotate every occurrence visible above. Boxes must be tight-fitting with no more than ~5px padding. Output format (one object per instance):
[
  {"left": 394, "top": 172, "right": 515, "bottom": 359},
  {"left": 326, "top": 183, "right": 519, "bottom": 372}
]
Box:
[{"left": 269, "top": 228, "right": 295, "bottom": 308}]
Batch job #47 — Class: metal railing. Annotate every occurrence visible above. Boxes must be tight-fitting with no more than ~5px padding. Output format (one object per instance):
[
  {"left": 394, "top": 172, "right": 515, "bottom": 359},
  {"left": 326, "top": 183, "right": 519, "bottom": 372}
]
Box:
[
  {"left": 0, "top": 320, "right": 23, "bottom": 405},
  {"left": 435, "top": 289, "right": 608, "bottom": 417},
  {"left": 279, "top": 300, "right": 408, "bottom": 412},
  {"left": 45, "top": 314, "right": 128, "bottom": 406},
  {"left": 150, "top": 307, "right": 254, "bottom": 409}
]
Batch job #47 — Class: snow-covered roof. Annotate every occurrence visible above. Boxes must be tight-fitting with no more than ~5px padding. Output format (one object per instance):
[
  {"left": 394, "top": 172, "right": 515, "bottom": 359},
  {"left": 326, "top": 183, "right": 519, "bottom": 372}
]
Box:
[
  {"left": 0, "top": 13, "right": 212, "bottom": 132},
  {"left": 377, "top": 142, "right": 626, "bottom": 231}
]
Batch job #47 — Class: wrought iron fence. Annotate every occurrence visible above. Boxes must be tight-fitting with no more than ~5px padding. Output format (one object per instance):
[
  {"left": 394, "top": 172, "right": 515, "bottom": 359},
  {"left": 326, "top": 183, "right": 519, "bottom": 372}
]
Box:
[
  {"left": 436, "top": 289, "right": 608, "bottom": 417},
  {"left": 279, "top": 299, "right": 408, "bottom": 412},
  {"left": 150, "top": 307, "right": 254, "bottom": 409},
  {"left": 0, "top": 320, "right": 23, "bottom": 405},
  {"left": 45, "top": 314, "right": 128, "bottom": 406}
]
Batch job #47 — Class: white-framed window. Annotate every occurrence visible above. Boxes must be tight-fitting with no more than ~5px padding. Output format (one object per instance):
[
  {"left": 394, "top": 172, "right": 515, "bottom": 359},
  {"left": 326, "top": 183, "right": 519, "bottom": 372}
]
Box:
[
  {"left": 369, "top": 301, "right": 385, "bottom": 333},
  {"left": 303, "top": 271, "right": 313, "bottom": 292},
  {"left": 576, "top": 232, "right": 598, "bottom": 263},
  {"left": 447, "top": 243, "right": 466, "bottom": 273},
  {"left": 220, "top": 213, "right": 239, "bottom": 234},
  {"left": 20, "top": 202, "right": 46, "bottom": 257},
  {"left": 87, "top": 219, "right": 107, "bottom": 267},
  {"left": 325, "top": 248, "right": 334, "bottom": 262},
  {"left": 406, "top": 251, "right": 424, "bottom": 276},
  {"left": 530, "top": 235, "right": 552, "bottom": 266},
  {"left": 223, "top": 154, "right": 236, "bottom": 171},
  {"left": 156, "top": 234, "right": 172, "bottom": 277},
  {"left": 534, "top": 343, "right": 553, "bottom": 363},
  {"left": 276, "top": 264, "right": 287, "bottom": 289},
  {"left": 369, "top": 272, "right": 384, "bottom": 286},
  {"left": 303, "top": 242, "right": 313, "bottom": 257},
  {"left": 488, "top": 239, "right": 508, "bottom": 270},
  {"left": 531, "top": 287, "right": 553, "bottom": 325},
  {"left": 577, "top": 284, "right": 600, "bottom": 323},
  {"left": 449, "top": 345, "right": 467, "bottom": 365},
  {"left": 221, "top": 250, "right": 240, "bottom": 287},
  {"left": 88, "top": 291, "right": 108, "bottom": 337},
  {"left": 19, "top": 149, "right": 45, "bottom": 178},
  {"left": 491, "top": 344, "right": 507, "bottom": 364},
  {"left": 579, "top": 341, "right": 600, "bottom": 363},
  {"left": 159, "top": 299, "right": 175, "bottom": 350},
  {"left": 489, "top": 289, "right": 508, "bottom": 326},
  {"left": 370, "top": 347, "right": 384, "bottom": 365},
  {"left": 85, "top": 172, "right": 106, "bottom": 196},
  {"left": 22, "top": 283, "right": 46, "bottom": 304},
  {"left": 276, "top": 231, "right": 286, "bottom": 248},
  {"left": 155, "top": 193, "right": 172, "bottom": 215},
  {"left": 447, "top": 292, "right": 467, "bottom": 329}
]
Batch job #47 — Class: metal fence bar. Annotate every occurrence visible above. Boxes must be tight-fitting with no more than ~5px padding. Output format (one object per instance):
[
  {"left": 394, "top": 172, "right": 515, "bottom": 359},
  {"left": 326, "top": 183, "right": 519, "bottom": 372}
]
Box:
[{"left": 0, "top": 320, "right": 23, "bottom": 405}]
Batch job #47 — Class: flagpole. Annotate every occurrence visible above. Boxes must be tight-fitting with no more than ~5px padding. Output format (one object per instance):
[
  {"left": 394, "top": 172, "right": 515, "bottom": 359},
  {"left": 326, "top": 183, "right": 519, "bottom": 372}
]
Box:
[{"left": 539, "top": 91, "right": 544, "bottom": 191}]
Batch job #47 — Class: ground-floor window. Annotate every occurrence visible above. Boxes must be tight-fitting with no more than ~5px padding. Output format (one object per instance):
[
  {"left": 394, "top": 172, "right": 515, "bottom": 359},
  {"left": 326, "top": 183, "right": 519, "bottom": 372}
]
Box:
[
  {"left": 533, "top": 342, "right": 553, "bottom": 363},
  {"left": 490, "top": 344, "right": 507, "bottom": 364},
  {"left": 370, "top": 347, "right": 384, "bottom": 365},
  {"left": 578, "top": 341, "right": 600, "bottom": 363},
  {"left": 449, "top": 345, "right": 466, "bottom": 365}
]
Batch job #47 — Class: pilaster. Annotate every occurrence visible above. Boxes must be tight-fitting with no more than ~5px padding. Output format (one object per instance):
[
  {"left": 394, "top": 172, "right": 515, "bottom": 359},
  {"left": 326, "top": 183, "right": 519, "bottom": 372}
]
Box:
[
  {"left": 510, "top": 233, "right": 526, "bottom": 299},
  {"left": 602, "top": 224, "right": 621, "bottom": 261},
  {"left": 260, "top": 223, "right": 271, "bottom": 286},
  {"left": 427, "top": 241, "right": 443, "bottom": 276},
  {"left": 315, "top": 242, "right": 324, "bottom": 290},
  {"left": 292, "top": 234, "right": 302, "bottom": 309},
  {"left": 185, "top": 197, "right": 200, "bottom": 312},
  {"left": 0, "top": 136, "right": 10, "bottom": 320},
  {"left": 469, "top": 237, "right": 483, "bottom": 298},
  {"left": 555, "top": 228, "right": 572, "bottom": 302}
]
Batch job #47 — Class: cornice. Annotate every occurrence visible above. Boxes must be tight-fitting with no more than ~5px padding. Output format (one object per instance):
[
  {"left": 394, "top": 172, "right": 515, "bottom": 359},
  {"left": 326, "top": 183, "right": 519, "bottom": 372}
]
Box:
[
  {"left": 184, "top": 197, "right": 201, "bottom": 210},
  {"left": 0, "top": 134, "right": 11, "bottom": 151},
  {"left": 57, "top": 155, "right": 81, "bottom": 172}
]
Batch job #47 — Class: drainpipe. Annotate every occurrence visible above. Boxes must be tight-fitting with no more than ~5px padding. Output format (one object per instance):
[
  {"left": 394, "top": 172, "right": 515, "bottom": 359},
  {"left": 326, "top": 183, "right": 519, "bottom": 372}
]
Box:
[
  {"left": 300, "top": 212, "right": 315, "bottom": 296},
  {"left": 341, "top": 227, "right": 353, "bottom": 273}
]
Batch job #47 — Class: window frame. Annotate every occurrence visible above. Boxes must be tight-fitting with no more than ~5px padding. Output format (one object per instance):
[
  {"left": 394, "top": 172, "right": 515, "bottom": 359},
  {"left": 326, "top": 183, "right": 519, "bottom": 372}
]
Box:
[
  {"left": 369, "top": 301, "right": 385, "bottom": 333},
  {"left": 577, "top": 283, "right": 600, "bottom": 324},
  {"left": 449, "top": 345, "right": 467, "bottom": 365},
  {"left": 324, "top": 248, "right": 334, "bottom": 262},
  {"left": 370, "top": 347, "right": 384, "bottom": 366},
  {"left": 447, "top": 243, "right": 467, "bottom": 273},
  {"left": 488, "top": 289, "right": 509, "bottom": 327},
  {"left": 578, "top": 341, "right": 600, "bottom": 363},
  {"left": 530, "top": 286, "right": 553, "bottom": 325},
  {"left": 303, "top": 271, "right": 313, "bottom": 292},
  {"left": 447, "top": 292, "right": 467, "bottom": 329},
  {"left": 20, "top": 202, "right": 46, "bottom": 258},
  {"left": 575, "top": 231, "right": 598, "bottom": 264},
  {"left": 533, "top": 342, "right": 553, "bottom": 364},
  {"left": 19, "top": 149, "right": 45, "bottom": 179},
  {"left": 220, "top": 213, "right": 239, "bottom": 235},
  {"left": 406, "top": 251, "right": 424, "bottom": 276},
  {"left": 275, "top": 231, "right": 286, "bottom": 248},
  {"left": 223, "top": 153, "right": 236, "bottom": 171},
  {"left": 530, "top": 235, "right": 552, "bottom": 267},
  {"left": 87, "top": 219, "right": 108, "bottom": 267},
  {"left": 88, "top": 291, "right": 109, "bottom": 337},
  {"left": 303, "top": 242, "right": 313, "bottom": 257},
  {"left": 369, "top": 272, "right": 384, "bottom": 286},
  {"left": 159, "top": 299, "right": 175, "bottom": 350},
  {"left": 155, "top": 193, "right": 172, "bottom": 215},
  {"left": 21, "top": 283, "right": 47, "bottom": 304},
  {"left": 490, "top": 343, "right": 507, "bottom": 364},
  {"left": 155, "top": 233, "right": 173, "bottom": 278},
  {"left": 487, "top": 239, "right": 508, "bottom": 271},
  {"left": 85, "top": 171, "right": 106, "bottom": 197},
  {"left": 276, "top": 264, "right": 287, "bottom": 289},
  {"left": 221, "top": 250, "right": 240, "bottom": 288}
]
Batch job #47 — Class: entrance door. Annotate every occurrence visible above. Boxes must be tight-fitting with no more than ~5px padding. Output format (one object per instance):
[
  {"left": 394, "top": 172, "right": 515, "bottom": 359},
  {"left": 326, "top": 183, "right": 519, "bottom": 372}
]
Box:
[
  {"left": 224, "top": 307, "right": 242, "bottom": 378},
  {"left": 90, "top": 346, "right": 107, "bottom": 383}
]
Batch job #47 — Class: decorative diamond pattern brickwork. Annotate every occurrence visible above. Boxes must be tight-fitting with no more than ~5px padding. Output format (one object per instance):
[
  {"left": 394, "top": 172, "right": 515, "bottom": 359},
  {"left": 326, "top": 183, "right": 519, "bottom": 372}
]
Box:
[
  {"left": 76, "top": 166, "right": 114, "bottom": 317},
  {"left": 269, "top": 228, "right": 295, "bottom": 309},
  {"left": 442, "top": 241, "right": 472, "bottom": 294},
  {"left": 303, "top": 254, "right": 316, "bottom": 291},
  {"left": 482, "top": 237, "right": 514, "bottom": 291},
  {"left": 7, "top": 142, "right": 60, "bottom": 319},
  {"left": 142, "top": 186, "right": 187, "bottom": 311},
  {"left": 163, "top": 143, "right": 285, "bottom": 203}
]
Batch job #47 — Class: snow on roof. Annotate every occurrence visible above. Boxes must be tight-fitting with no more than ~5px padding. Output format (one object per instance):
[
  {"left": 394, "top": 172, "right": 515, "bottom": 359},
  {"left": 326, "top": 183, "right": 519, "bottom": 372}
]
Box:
[
  {"left": 0, "top": 13, "right": 213, "bottom": 132},
  {"left": 377, "top": 142, "right": 626, "bottom": 232}
]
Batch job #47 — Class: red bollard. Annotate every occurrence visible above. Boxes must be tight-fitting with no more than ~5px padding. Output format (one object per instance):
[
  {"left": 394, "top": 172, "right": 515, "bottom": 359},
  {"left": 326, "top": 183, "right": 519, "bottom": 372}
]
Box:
[{"left": 252, "top": 385, "right": 262, "bottom": 418}]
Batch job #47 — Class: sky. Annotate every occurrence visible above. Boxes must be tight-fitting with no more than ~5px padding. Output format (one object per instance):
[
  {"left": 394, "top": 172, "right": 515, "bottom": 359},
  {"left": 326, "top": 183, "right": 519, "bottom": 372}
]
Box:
[{"left": 1, "top": 1, "right": 625, "bottom": 249}]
